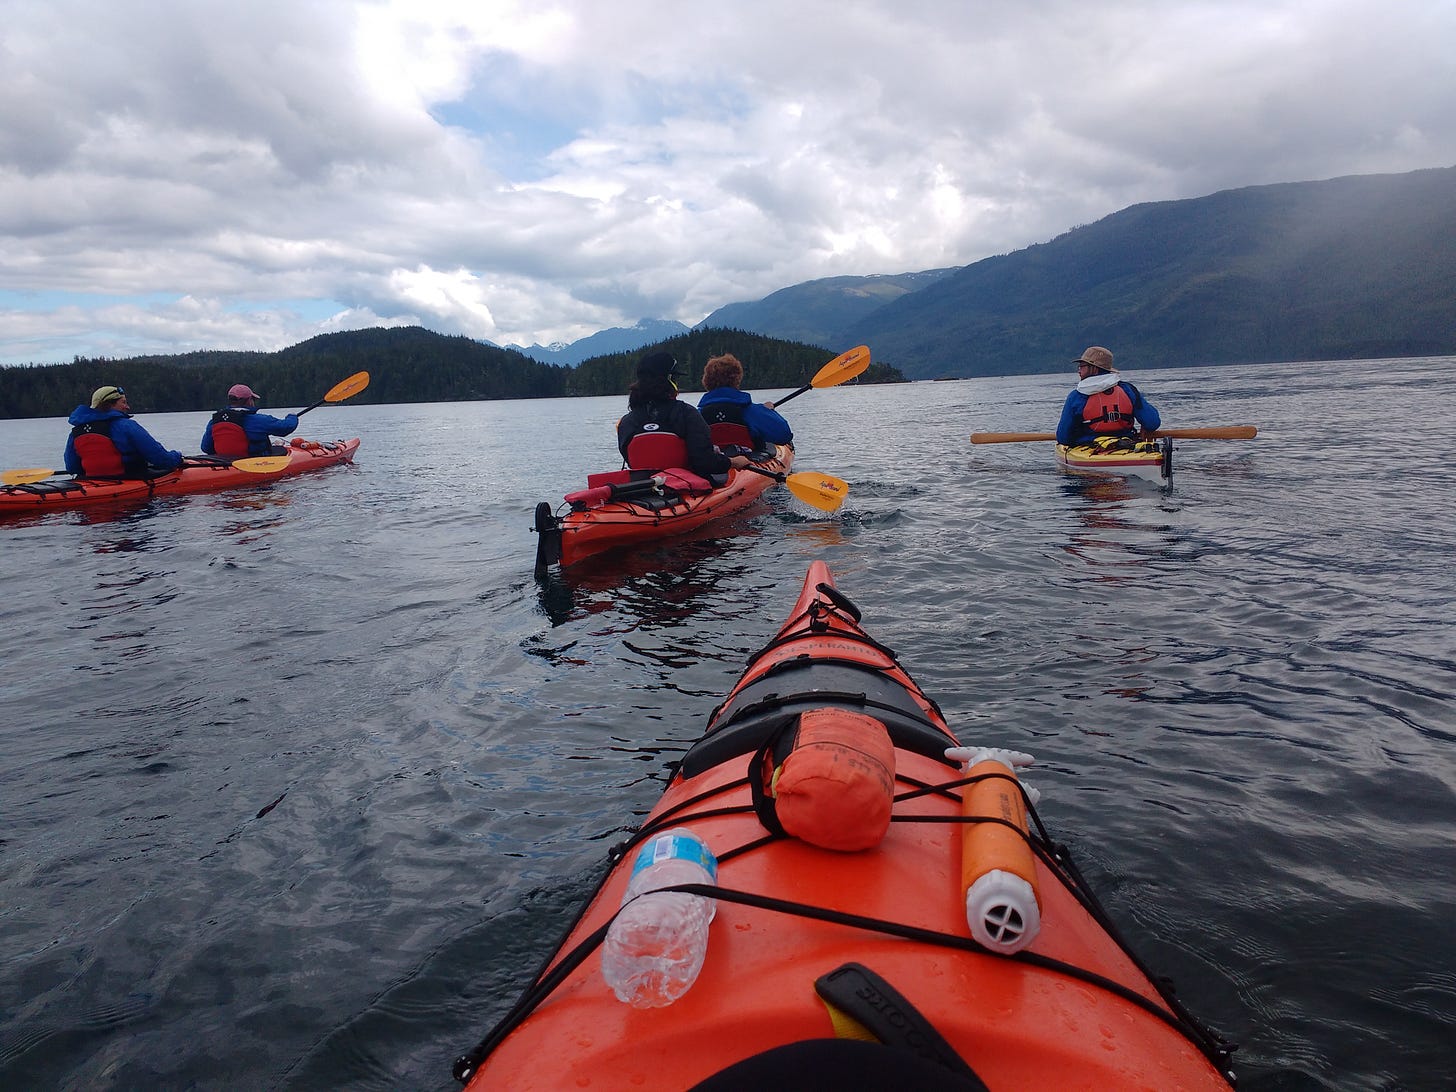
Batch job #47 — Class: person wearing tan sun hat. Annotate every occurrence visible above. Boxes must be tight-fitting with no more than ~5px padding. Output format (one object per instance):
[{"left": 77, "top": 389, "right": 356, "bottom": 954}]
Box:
[
  {"left": 63, "top": 385, "right": 184, "bottom": 478},
  {"left": 200, "top": 382, "right": 299, "bottom": 458},
  {"left": 1054, "top": 345, "right": 1161, "bottom": 446}
]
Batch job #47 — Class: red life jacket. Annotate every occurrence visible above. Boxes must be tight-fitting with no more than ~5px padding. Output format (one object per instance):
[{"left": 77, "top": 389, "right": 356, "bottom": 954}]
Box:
[
  {"left": 69, "top": 421, "right": 128, "bottom": 477},
  {"left": 208, "top": 409, "right": 253, "bottom": 457},
  {"left": 626, "top": 431, "right": 690, "bottom": 471},
  {"left": 1082, "top": 384, "right": 1136, "bottom": 434}
]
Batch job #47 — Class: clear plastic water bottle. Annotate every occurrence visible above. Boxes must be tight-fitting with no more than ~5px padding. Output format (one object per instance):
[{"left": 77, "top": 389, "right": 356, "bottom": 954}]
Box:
[{"left": 600, "top": 828, "right": 718, "bottom": 1008}]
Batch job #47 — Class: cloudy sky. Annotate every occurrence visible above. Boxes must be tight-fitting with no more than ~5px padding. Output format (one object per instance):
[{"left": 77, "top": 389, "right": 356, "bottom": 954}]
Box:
[{"left": 2, "top": 0, "right": 1452, "bottom": 365}]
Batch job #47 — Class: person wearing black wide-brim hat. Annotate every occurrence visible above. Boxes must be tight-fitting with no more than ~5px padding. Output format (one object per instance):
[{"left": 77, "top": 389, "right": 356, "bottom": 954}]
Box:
[
  {"left": 1054, "top": 345, "right": 1161, "bottom": 446},
  {"left": 617, "top": 351, "right": 751, "bottom": 480}
]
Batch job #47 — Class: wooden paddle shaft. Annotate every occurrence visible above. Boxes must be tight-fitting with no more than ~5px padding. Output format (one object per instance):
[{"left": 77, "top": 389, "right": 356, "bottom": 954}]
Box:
[{"left": 971, "top": 425, "right": 1257, "bottom": 443}]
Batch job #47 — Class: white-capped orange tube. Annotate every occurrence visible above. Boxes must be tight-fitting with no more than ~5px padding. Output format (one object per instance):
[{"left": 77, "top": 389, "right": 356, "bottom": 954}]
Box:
[{"left": 952, "top": 749, "right": 1041, "bottom": 953}]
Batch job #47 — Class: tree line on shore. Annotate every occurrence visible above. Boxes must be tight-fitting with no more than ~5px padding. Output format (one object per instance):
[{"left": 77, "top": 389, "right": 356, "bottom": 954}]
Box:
[{"left": 0, "top": 326, "right": 904, "bottom": 420}]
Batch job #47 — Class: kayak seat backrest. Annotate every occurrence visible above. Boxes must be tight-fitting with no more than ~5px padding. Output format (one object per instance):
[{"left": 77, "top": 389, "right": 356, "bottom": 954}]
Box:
[
  {"left": 709, "top": 421, "right": 755, "bottom": 449},
  {"left": 626, "top": 432, "right": 689, "bottom": 471},
  {"left": 682, "top": 659, "right": 957, "bottom": 779}
]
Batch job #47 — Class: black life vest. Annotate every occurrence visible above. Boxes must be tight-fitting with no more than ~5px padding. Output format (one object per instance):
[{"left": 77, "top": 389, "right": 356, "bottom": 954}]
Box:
[
  {"left": 208, "top": 408, "right": 254, "bottom": 457},
  {"left": 700, "top": 401, "right": 755, "bottom": 449},
  {"left": 69, "top": 418, "right": 139, "bottom": 477}
]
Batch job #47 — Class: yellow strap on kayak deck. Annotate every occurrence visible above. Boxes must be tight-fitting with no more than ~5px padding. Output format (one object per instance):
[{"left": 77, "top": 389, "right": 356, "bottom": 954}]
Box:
[{"left": 818, "top": 998, "right": 878, "bottom": 1043}]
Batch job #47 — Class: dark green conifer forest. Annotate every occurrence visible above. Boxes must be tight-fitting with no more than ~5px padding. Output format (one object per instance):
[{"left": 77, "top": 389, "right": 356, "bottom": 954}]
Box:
[{"left": 0, "top": 327, "right": 903, "bottom": 420}]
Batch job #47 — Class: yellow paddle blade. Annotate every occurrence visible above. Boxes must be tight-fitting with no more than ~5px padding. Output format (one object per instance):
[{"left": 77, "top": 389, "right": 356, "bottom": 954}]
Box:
[
  {"left": 775, "top": 346, "right": 874, "bottom": 409},
  {"left": 325, "top": 370, "right": 370, "bottom": 402},
  {"left": 785, "top": 471, "right": 849, "bottom": 512},
  {"left": 231, "top": 455, "right": 293, "bottom": 474},
  {"left": 2, "top": 467, "right": 60, "bottom": 486},
  {"left": 812, "top": 345, "right": 871, "bottom": 388}
]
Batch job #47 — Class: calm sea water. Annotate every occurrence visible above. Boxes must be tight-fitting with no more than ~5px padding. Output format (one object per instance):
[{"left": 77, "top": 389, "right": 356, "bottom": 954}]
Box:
[{"left": 2, "top": 357, "right": 1453, "bottom": 1090}]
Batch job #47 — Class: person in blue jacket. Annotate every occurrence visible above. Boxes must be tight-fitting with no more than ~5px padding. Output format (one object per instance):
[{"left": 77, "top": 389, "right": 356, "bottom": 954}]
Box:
[
  {"left": 64, "top": 385, "right": 184, "bottom": 478},
  {"left": 697, "top": 353, "right": 794, "bottom": 453},
  {"left": 1055, "top": 346, "right": 1161, "bottom": 446},
  {"left": 201, "top": 383, "right": 298, "bottom": 457}
]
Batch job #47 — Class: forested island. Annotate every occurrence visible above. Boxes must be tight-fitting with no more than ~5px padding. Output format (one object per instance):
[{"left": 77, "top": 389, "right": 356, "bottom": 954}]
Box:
[{"left": 0, "top": 327, "right": 905, "bottom": 420}]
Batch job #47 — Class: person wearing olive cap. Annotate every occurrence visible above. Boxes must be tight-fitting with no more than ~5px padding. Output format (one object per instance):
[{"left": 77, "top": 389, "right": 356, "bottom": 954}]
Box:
[
  {"left": 1055, "top": 346, "right": 1161, "bottom": 446},
  {"left": 63, "top": 386, "right": 185, "bottom": 478},
  {"left": 201, "top": 383, "right": 299, "bottom": 458},
  {"left": 616, "top": 351, "right": 750, "bottom": 481}
]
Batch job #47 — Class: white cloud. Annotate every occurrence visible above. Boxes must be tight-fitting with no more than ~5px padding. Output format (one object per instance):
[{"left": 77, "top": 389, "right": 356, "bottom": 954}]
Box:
[{"left": 1, "top": 0, "right": 1453, "bottom": 363}]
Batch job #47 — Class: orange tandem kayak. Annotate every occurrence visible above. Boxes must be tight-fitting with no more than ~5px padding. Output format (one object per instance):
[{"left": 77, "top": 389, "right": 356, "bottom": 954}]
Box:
[
  {"left": 533, "top": 447, "right": 793, "bottom": 570},
  {"left": 453, "top": 561, "right": 1236, "bottom": 1090},
  {"left": 0, "top": 437, "right": 360, "bottom": 517}
]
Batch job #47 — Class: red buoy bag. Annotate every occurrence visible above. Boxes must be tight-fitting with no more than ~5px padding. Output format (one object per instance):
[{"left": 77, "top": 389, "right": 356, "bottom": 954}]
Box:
[{"left": 751, "top": 708, "right": 896, "bottom": 852}]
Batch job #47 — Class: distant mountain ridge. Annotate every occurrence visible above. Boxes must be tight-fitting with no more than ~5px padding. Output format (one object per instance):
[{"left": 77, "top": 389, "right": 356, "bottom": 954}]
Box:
[
  {"left": 695, "top": 269, "right": 956, "bottom": 346},
  {"left": 684, "top": 166, "right": 1456, "bottom": 379},
  {"left": 508, "top": 318, "right": 690, "bottom": 364},
  {"left": 17, "top": 167, "right": 1446, "bottom": 403}
]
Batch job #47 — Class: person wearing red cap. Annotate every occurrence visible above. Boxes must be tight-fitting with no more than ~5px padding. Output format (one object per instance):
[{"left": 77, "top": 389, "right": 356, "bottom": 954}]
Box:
[
  {"left": 201, "top": 383, "right": 299, "bottom": 458},
  {"left": 1055, "top": 345, "right": 1161, "bottom": 446}
]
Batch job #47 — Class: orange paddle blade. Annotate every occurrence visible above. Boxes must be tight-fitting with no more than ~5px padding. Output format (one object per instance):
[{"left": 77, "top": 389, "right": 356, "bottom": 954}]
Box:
[
  {"left": 812, "top": 345, "right": 870, "bottom": 388},
  {"left": 324, "top": 371, "right": 370, "bottom": 402}
]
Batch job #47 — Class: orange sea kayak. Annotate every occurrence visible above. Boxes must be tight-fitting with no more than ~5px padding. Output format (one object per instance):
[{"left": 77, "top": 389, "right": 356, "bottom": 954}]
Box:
[
  {"left": 532, "top": 447, "right": 793, "bottom": 570},
  {"left": 453, "top": 561, "right": 1236, "bottom": 1090},
  {"left": 0, "top": 437, "right": 360, "bottom": 517}
]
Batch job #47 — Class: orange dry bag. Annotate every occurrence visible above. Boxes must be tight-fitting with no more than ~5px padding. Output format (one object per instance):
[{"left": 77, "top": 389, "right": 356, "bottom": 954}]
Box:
[{"left": 751, "top": 708, "right": 895, "bottom": 852}]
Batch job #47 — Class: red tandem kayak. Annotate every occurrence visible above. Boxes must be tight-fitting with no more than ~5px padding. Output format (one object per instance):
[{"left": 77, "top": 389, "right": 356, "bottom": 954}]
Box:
[
  {"left": 0, "top": 437, "right": 360, "bottom": 517},
  {"left": 453, "top": 561, "right": 1236, "bottom": 1090},
  {"left": 533, "top": 447, "right": 795, "bottom": 570}
]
